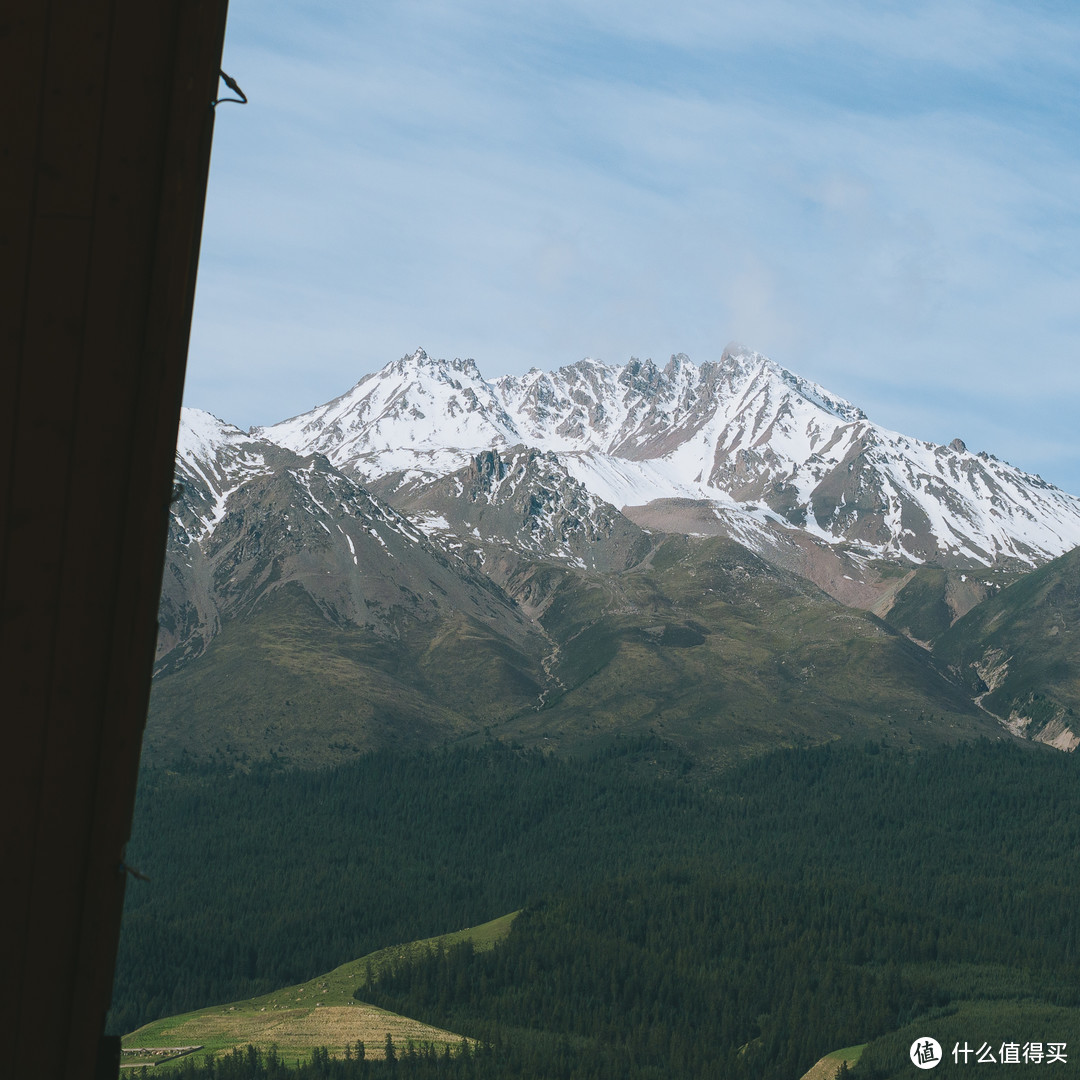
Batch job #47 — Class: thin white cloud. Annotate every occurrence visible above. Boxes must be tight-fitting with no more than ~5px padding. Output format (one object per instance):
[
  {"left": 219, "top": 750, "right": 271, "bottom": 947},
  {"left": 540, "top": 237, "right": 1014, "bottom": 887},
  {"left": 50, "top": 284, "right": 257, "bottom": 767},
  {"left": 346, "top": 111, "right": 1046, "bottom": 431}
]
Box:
[
  {"left": 189, "top": 0, "right": 1080, "bottom": 491},
  {"left": 554, "top": 0, "right": 1080, "bottom": 72}
]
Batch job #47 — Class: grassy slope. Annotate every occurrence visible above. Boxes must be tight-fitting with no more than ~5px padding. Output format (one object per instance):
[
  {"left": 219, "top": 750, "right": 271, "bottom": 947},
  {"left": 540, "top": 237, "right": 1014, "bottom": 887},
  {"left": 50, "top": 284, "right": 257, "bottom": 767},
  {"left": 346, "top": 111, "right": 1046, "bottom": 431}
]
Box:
[
  {"left": 854, "top": 998, "right": 1080, "bottom": 1078},
  {"left": 121, "top": 913, "right": 517, "bottom": 1069},
  {"left": 935, "top": 546, "right": 1080, "bottom": 728},
  {"left": 879, "top": 564, "right": 1015, "bottom": 647},
  {"left": 800, "top": 1044, "right": 867, "bottom": 1080},
  {"left": 147, "top": 535, "right": 1013, "bottom": 770},
  {"left": 114, "top": 742, "right": 1080, "bottom": 1078},
  {"left": 806, "top": 961, "right": 1080, "bottom": 1079},
  {"left": 145, "top": 585, "right": 542, "bottom": 768},
  {"left": 513, "top": 537, "right": 1001, "bottom": 763},
  {"left": 881, "top": 566, "right": 954, "bottom": 644}
]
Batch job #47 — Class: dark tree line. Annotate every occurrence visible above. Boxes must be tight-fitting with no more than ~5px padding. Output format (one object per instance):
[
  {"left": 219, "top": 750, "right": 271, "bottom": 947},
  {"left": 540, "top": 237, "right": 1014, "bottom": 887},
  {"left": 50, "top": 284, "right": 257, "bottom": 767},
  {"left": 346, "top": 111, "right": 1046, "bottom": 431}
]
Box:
[{"left": 110, "top": 738, "right": 1080, "bottom": 1079}]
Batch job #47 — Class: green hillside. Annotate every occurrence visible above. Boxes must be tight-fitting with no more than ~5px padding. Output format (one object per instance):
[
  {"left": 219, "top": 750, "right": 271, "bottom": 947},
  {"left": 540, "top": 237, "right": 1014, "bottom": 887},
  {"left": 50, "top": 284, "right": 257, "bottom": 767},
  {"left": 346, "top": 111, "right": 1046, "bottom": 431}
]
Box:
[
  {"left": 935, "top": 546, "right": 1080, "bottom": 748},
  {"left": 855, "top": 999, "right": 1080, "bottom": 1079},
  {"left": 146, "top": 535, "right": 1006, "bottom": 770},
  {"left": 121, "top": 914, "right": 515, "bottom": 1069},
  {"left": 522, "top": 536, "right": 998, "bottom": 760},
  {"left": 871, "top": 559, "right": 1025, "bottom": 647},
  {"left": 356, "top": 744, "right": 1080, "bottom": 1079},
  {"left": 144, "top": 584, "right": 545, "bottom": 768},
  {"left": 111, "top": 739, "right": 1080, "bottom": 1080},
  {"left": 799, "top": 1044, "right": 867, "bottom": 1080}
]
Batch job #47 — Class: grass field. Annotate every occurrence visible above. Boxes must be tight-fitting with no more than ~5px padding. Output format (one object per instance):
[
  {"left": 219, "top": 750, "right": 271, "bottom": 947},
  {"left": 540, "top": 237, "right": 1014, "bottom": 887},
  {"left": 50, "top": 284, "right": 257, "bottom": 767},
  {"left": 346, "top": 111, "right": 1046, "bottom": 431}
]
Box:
[
  {"left": 799, "top": 1044, "right": 867, "bottom": 1080},
  {"left": 854, "top": 998, "right": 1080, "bottom": 1078},
  {"left": 121, "top": 912, "right": 518, "bottom": 1069}
]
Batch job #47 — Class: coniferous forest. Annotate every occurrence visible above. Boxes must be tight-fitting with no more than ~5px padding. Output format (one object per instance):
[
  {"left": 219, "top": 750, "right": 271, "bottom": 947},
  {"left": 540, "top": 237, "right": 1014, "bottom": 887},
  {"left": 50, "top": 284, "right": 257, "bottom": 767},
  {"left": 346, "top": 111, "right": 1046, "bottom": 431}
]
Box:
[{"left": 110, "top": 738, "right": 1080, "bottom": 1079}]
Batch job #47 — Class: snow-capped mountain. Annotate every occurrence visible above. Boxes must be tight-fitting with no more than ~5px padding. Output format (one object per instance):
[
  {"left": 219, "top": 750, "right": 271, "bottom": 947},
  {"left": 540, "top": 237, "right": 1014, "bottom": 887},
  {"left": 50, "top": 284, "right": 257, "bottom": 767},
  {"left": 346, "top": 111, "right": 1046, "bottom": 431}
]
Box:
[
  {"left": 156, "top": 351, "right": 1080, "bottom": 765},
  {"left": 160, "top": 410, "right": 544, "bottom": 672},
  {"left": 261, "top": 353, "right": 520, "bottom": 483},
  {"left": 369, "top": 445, "right": 652, "bottom": 575},
  {"left": 260, "top": 346, "right": 1080, "bottom": 570}
]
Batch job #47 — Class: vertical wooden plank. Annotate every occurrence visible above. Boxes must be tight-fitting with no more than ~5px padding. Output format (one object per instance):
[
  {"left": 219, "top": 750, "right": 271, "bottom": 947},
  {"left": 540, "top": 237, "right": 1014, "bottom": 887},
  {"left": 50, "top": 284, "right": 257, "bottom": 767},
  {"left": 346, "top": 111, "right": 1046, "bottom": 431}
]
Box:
[
  {"left": 0, "top": 1, "right": 230, "bottom": 1076},
  {"left": 66, "top": 3, "right": 221, "bottom": 1067},
  {"left": 0, "top": 11, "right": 48, "bottom": 481},
  {"left": 3, "top": 1, "right": 113, "bottom": 1061}
]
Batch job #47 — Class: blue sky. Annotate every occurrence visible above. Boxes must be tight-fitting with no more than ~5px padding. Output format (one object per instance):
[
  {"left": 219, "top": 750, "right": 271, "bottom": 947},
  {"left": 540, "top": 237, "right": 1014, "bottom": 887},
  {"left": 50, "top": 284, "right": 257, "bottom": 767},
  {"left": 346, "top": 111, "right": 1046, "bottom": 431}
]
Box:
[{"left": 188, "top": 1, "right": 1080, "bottom": 491}]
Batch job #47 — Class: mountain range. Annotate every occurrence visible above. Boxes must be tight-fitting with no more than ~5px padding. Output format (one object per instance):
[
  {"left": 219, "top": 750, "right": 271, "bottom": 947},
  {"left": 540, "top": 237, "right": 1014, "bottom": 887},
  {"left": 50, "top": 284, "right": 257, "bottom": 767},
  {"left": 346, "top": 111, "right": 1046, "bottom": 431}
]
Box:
[{"left": 147, "top": 345, "right": 1080, "bottom": 766}]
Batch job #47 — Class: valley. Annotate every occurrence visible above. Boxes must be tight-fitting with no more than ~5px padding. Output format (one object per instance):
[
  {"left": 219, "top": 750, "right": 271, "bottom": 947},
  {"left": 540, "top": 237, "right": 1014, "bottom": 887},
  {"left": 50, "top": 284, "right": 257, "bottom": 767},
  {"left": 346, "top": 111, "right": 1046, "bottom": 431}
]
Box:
[
  {"left": 112, "top": 741, "right": 1080, "bottom": 1079},
  {"left": 111, "top": 347, "right": 1080, "bottom": 1079},
  {"left": 151, "top": 347, "right": 1080, "bottom": 768}
]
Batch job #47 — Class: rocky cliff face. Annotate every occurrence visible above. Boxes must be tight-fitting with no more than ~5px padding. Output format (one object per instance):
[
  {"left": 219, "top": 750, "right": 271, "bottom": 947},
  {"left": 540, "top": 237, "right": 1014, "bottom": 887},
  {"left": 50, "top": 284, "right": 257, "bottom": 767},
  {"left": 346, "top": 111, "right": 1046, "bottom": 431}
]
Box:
[
  {"left": 152, "top": 347, "right": 1080, "bottom": 764},
  {"left": 161, "top": 410, "right": 545, "bottom": 674},
  {"left": 259, "top": 346, "right": 1080, "bottom": 573},
  {"left": 934, "top": 545, "right": 1080, "bottom": 751}
]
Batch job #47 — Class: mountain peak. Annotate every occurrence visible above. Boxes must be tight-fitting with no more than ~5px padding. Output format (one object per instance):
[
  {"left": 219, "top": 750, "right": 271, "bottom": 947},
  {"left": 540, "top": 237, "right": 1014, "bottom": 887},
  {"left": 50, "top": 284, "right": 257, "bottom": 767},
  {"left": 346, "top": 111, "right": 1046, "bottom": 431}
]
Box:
[
  {"left": 392, "top": 348, "right": 484, "bottom": 381},
  {"left": 719, "top": 341, "right": 769, "bottom": 378},
  {"left": 176, "top": 407, "right": 253, "bottom": 463},
  {"left": 720, "top": 340, "right": 755, "bottom": 362},
  {"left": 243, "top": 345, "right": 1080, "bottom": 569}
]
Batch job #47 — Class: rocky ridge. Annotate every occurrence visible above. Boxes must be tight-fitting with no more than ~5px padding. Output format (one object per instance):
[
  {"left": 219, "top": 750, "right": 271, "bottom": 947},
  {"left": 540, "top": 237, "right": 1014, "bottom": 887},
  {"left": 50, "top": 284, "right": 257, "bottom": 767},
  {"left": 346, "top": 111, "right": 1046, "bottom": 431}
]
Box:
[
  {"left": 150, "top": 347, "right": 1080, "bottom": 763},
  {"left": 260, "top": 346, "right": 1080, "bottom": 573}
]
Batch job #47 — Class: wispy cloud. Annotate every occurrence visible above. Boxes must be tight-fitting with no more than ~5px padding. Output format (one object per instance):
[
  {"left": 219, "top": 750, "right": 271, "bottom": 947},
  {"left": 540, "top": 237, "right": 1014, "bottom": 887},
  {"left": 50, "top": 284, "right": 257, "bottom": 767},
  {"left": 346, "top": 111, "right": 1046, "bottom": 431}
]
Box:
[{"left": 191, "top": 0, "right": 1080, "bottom": 490}]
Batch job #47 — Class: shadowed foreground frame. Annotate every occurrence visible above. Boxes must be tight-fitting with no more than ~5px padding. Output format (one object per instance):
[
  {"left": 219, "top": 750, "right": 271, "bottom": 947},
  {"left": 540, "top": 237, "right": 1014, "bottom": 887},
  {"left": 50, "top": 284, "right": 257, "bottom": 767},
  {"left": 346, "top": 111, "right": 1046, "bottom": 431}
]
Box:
[{"left": 1, "top": 4, "right": 229, "bottom": 1077}]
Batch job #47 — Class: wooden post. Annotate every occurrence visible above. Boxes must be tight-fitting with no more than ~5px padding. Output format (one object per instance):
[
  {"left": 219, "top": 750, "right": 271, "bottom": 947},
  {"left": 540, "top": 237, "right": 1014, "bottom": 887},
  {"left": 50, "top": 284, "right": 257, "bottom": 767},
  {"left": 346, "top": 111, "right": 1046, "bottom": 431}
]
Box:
[{"left": 0, "top": 2, "right": 229, "bottom": 1076}]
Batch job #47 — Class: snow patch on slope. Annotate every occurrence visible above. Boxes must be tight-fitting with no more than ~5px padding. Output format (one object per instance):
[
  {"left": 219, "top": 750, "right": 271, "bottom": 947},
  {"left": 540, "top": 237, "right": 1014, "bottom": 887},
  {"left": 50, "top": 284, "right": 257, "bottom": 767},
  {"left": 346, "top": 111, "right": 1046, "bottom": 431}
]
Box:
[{"left": 212, "top": 346, "right": 1080, "bottom": 569}]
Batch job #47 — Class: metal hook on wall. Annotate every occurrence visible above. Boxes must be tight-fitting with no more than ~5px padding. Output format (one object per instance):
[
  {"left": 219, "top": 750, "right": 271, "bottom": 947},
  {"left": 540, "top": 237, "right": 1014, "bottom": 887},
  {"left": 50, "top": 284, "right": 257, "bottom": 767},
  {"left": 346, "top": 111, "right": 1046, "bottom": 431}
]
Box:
[{"left": 213, "top": 69, "right": 248, "bottom": 107}]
